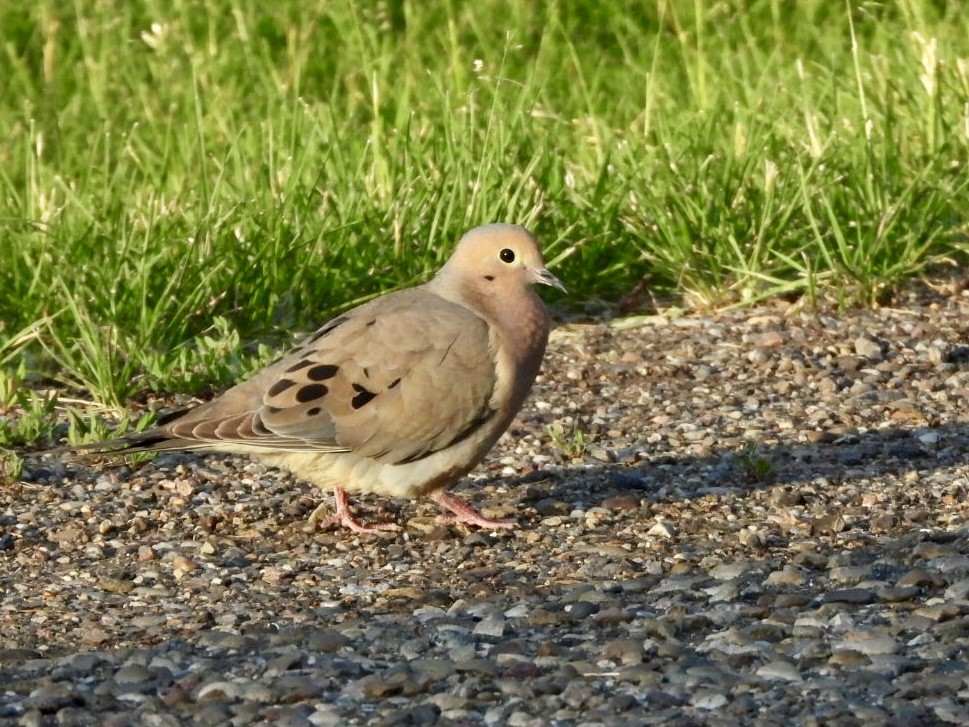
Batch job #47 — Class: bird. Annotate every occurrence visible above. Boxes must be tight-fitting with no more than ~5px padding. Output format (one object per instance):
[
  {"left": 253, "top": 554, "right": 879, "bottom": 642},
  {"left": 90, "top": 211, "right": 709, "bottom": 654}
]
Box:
[{"left": 73, "top": 224, "right": 565, "bottom": 533}]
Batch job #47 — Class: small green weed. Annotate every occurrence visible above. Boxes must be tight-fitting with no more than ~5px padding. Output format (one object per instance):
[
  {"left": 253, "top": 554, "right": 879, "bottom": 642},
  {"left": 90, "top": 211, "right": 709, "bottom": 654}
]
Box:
[
  {"left": 0, "top": 449, "right": 24, "bottom": 482},
  {"left": 547, "top": 421, "right": 590, "bottom": 459},
  {"left": 737, "top": 445, "right": 774, "bottom": 484},
  {"left": 0, "top": 361, "right": 60, "bottom": 448}
]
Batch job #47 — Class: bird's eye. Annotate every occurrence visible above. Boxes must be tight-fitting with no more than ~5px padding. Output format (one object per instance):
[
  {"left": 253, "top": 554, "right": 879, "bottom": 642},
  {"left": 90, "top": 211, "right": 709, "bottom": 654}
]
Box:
[{"left": 499, "top": 248, "right": 516, "bottom": 263}]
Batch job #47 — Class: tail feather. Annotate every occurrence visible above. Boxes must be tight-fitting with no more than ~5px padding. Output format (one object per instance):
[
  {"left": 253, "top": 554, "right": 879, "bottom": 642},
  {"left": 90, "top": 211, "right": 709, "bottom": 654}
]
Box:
[
  {"left": 41, "top": 416, "right": 204, "bottom": 457},
  {"left": 44, "top": 431, "right": 204, "bottom": 455},
  {"left": 39, "top": 401, "right": 346, "bottom": 458},
  {"left": 90, "top": 432, "right": 209, "bottom": 455}
]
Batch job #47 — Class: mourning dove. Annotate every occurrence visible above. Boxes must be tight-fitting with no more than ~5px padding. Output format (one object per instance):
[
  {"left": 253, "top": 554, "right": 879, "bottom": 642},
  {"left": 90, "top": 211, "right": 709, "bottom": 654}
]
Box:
[{"left": 78, "top": 224, "right": 564, "bottom": 533}]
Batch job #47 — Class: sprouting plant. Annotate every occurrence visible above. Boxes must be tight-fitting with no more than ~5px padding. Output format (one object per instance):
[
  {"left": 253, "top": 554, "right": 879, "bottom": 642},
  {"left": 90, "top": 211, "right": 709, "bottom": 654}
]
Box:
[
  {"left": 65, "top": 407, "right": 159, "bottom": 464},
  {"left": 737, "top": 444, "right": 774, "bottom": 483},
  {"left": 0, "top": 368, "right": 60, "bottom": 448},
  {"left": 547, "top": 421, "right": 590, "bottom": 458},
  {"left": 0, "top": 449, "right": 24, "bottom": 482}
]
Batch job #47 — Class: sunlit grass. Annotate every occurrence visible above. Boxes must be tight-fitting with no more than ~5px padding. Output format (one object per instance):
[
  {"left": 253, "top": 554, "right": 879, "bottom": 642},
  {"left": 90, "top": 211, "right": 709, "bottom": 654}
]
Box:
[{"left": 0, "top": 0, "right": 967, "bottom": 445}]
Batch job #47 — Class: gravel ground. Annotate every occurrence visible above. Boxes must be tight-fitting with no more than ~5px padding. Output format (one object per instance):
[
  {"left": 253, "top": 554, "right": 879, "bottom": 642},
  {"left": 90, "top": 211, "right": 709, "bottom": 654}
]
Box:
[{"left": 5, "top": 285, "right": 969, "bottom": 726}]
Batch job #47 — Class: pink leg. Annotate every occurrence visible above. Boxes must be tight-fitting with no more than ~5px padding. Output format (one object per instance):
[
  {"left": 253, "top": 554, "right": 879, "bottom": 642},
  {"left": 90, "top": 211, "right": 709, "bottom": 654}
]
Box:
[
  {"left": 309, "top": 487, "right": 400, "bottom": 533},
  {"left": 430, "top": 490, "right": 517, "bottom": 530}
]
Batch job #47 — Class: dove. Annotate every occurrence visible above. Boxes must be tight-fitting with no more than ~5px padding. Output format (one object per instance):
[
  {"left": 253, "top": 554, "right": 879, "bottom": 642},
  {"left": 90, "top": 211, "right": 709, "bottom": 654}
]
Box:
[{"left": 75, "top": 224, "right": 565, "bottom": 533}]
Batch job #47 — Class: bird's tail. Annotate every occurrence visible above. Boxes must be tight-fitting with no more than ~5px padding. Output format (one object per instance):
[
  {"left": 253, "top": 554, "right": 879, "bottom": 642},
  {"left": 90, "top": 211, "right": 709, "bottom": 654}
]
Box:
[{"left": 42, "top": 408, "right": 205, "bottom": 457}]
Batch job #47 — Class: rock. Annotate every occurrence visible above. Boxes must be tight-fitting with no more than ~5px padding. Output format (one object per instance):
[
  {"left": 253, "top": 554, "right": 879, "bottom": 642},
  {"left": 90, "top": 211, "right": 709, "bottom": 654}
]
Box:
[
  {"left": 601, "top": 495, "right": 640, "bottom": 510},
  {"left": 897, "top": 569, "right": 944, "bottom": 589},
  {"left": 828, "top": 565, "right": 873, "bottom": 585},
  {"left": 24, "top": 683, "right": 84, "bottom": 713},
  {"left": 834, "top": 635, "right": 898, "bottom": 656},
  {"left": 197, "top": 680, "right": 247, "bottom": 701},
  {"left": 647, "top": 520, "right": 677, "bottom": 539},
  {"left": 854, "top": 336, "right": 884, "bottom": 359},
  {"left": 764, "top": 566, "right": 807, "bottom": 587},
  {"left": 944, "top": 578, "right": 969, "bottom": 601},
  {"left": 691, "top": 691, "right": 729, "bottom": 710},
  {"left": 756, "top": 661, "right": 802, "bottom": 682},
  {"left": 823, "top": 588, "right": 877, "bottom": 605},
  {"left": 473, "top": 614, "right": 507, "bottom": 640}
]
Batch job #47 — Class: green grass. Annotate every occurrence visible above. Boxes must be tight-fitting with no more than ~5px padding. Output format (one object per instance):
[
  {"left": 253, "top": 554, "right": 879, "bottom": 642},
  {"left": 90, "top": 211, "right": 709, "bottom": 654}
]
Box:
[{"left": 1, "top": 0, "right": 968, "bottom": 447}]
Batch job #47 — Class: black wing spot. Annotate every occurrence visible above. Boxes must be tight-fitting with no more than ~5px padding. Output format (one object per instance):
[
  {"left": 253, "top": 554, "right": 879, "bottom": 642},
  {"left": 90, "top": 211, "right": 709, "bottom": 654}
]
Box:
[
  {"left": 267, "top": 378, "right": 297, "bottom": 397},
  {"left": 306, "top": 406, "right": 322, "bottom": 417},
  {"left": 285, "top": 359, "right": 314, "bottom": 373},
  {"left": 296, "top": 384, "right": 328, "bottom": 403},
  {"left": 307, "top": 364, "right": 339, "bottom": 381},
  {"left": 483, "top": 275, "right": 495, "bottom": 281},
  {"left": 351, "top": 383, "right": 377, "bottom": 409},
  {"left": 388, "top": 378, "right": 401, "bottom": 389},
  {"left": 366, "top": 319, "right": 377, "bottom": 327},
  {"left": 307, "top": 316, "right": 349, "bottom": 343}
]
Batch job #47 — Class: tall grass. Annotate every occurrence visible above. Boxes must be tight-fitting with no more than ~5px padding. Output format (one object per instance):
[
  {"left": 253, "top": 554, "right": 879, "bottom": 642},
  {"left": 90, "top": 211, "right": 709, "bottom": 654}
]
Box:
[{"left": 0, "top": 0, "right": 967, "bottom": 413}]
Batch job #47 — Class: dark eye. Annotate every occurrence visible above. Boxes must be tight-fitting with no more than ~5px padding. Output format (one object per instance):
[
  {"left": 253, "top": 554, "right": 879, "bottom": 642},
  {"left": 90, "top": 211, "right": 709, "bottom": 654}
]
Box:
[{"left": 499, "top": 248, "right": 516, "bottom": 263}]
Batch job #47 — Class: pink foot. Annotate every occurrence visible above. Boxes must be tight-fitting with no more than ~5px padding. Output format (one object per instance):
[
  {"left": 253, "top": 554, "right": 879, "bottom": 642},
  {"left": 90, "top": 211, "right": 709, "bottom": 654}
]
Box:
[
  {"left": 309, "top": 488, "right": 400, "bottom": 533},
  {"left": 430, "top": 491, "right": 517, "bottom": 530}
]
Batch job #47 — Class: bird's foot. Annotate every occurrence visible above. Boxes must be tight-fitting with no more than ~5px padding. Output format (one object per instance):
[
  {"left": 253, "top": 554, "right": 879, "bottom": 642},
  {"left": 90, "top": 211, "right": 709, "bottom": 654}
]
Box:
[
  {"left": 308, "top": 488, "right": 400, "bottom": 533},
  {"left": 430, "top": 491, "right": 517, "bottom": 530}
]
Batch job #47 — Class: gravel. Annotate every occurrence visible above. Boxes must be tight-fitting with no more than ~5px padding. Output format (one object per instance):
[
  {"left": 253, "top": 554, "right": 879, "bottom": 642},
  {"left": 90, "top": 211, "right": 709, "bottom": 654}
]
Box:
[{"left": 5, "top": 284, "right": 969, "bottom": 725}]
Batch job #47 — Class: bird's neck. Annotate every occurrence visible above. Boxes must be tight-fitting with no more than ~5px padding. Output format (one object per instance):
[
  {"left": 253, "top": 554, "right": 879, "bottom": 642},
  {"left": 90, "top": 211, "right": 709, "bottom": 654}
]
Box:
[{"left": 427, "top": 278, "right": 550, "bottom": 360}]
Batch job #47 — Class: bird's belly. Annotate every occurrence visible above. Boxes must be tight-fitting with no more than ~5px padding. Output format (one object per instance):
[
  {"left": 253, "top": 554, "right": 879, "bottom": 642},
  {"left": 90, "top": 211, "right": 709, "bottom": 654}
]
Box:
[{"left": 257, "top": 432, "right": 498, "bottom": 500}]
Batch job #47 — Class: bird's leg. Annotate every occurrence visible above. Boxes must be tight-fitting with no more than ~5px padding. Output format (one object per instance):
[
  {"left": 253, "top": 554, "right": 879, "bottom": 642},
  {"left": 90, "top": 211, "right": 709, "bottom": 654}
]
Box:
[
  {"left": 309, "top": 487, "right": 400, "bottom": 533},
  {"left": 430, "top": 490, "right": 517, "bottom": 530}
]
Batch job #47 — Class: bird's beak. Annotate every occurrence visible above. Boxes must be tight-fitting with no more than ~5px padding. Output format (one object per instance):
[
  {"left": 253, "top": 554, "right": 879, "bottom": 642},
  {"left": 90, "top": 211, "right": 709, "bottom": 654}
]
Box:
[{"left": 528, "top": 266, "right": 567, "bottom": 293}]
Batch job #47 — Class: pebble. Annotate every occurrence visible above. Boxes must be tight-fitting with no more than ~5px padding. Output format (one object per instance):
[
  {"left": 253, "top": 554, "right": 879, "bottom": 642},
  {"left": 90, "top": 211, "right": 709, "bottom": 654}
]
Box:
[
  {"left": 764, "top": 566, "right": 807, "bottom": 587},
  {"left": 944, "top": 578, "right": 969, "bottom": 601},
  {"left": 823, "top": 588, "right": 877, "bottom": 604},
  {"left": 24, "top": 683, "right": 83, "bottom": 712},
  {"left": 114, "top": 663, "right": 152, "bottom": 685},
  {"left": 197, "top": 680, "right": 247, "bottom": 701},
  {"left": 646, "top": 520, "right": 676, "bottom": 539},
  {"left": 828, "top": 565, "right": 872, "bottom": 584},
  {"left": 834, "top": 635, "right": 899, "bottom": 656},
  {"left": 897, "top": 569, "right": 944, "bottom": 588},
  {"left": 756, "top": 661, "right": 802, "bottom": 682},
  {"left": 473, "top": 614, "right": 507, "bottom": 640},
  {"left": 854, "top": 336, "right": 884, "bottom": 359},
  {"left": 691, "top": 692, "right": 729, "bottom": 710}
]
